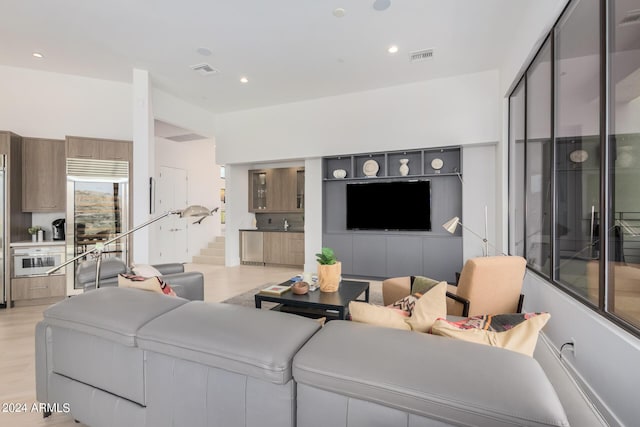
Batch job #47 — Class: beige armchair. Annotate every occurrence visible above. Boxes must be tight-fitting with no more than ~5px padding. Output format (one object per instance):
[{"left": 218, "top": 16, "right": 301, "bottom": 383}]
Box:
[{"left": 382, "top": 256, "right": 527, "bottom": 317}]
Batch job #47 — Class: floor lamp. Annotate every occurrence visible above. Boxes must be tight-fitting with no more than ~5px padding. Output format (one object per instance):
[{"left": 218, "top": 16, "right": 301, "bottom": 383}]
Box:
[
  {"left": 442, "top": 206, "right": 505, "bottom": 257},
  {"left": 47, "top": 205, "right": 218, "bottom": 289}
]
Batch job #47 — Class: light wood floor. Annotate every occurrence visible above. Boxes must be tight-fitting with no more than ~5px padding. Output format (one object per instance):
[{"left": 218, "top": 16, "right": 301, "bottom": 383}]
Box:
[{"left": 0, "top": 264, "right": 304, "bottom": 427}]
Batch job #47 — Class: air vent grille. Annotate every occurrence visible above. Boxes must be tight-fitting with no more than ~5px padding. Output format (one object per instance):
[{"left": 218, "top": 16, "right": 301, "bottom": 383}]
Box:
[
  {"left": 67, "top": 158, "right": 129, "bottom": 180},
  {"left": 409, "top": 49, "right": 434, "bottom": 62},
  {"left": 620, "top": 9, "right": 640, "bottom": 26},
  {"left": 166, "top": 133, "right": 207, "bottom": 142},
  {"left": 190, "top": 63, "right": 219, "bottom": 76}
]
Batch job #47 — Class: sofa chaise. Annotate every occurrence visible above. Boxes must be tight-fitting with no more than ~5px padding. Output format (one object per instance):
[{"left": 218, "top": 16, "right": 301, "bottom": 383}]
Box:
[{"left": 35, "top": 287, "right": 573, "bottom": 427}]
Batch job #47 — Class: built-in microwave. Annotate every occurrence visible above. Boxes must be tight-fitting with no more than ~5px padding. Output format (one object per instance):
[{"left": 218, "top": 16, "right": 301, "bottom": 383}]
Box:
[{"left": 12, "top": 246, "right": 65, "bottom": 277}]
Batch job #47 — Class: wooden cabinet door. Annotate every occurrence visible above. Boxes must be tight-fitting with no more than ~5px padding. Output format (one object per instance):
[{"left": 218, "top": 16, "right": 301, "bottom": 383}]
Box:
[
  {"left": 284, "top": 233, "right": 305, "bottom": 265},
  {"left": 12, "top": 275, "right": 66, "bottom": 301},
  {"left": 100, "top": 139, "right": 131, "bottom": 161},
  {"left": 270, "top": 168, "right": 298, "bottom": 212},
  {"left": 66, "top": 136, "right": 101, "bottom": 159},
  {"left": 22, "top": 138, "right": 66, "bottom": 211},
  {"left": 263, "top": 232, "right": 284, "bottom": 264}
]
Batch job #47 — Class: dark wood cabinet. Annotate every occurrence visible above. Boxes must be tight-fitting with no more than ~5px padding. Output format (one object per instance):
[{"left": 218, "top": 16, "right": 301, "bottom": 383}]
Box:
[
  {"left": 66, "top": 136, "right": 132, "bottom": 162},
  {"left": 248, "top": 167, "right": 304, "bottom": 213},
  {"left": 22, "top": 138, "right": 66, "bottom": 212}
]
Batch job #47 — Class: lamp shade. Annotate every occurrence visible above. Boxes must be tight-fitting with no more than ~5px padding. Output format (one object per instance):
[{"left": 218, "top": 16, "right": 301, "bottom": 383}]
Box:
[
  {"left": 179, "top": 205, "right": 212, "bottom": 218},
  {"left": 442, "top": 216, "right": 460, "bottom": 234}
]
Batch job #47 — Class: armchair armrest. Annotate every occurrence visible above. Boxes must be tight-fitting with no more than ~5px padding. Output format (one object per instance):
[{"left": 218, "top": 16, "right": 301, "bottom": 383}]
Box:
[{"left": 446, "top": 291, "right": 470, "bottom": 317}]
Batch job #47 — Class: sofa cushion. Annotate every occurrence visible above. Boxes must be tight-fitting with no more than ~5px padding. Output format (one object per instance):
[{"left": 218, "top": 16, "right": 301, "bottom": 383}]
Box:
[
  {"left": 43, "top": 287, "right": 188, "bottom": 347},
  {"left": 432, "top": 312, "right": 551, "bottom": 357},
  {"left": 293, "top": 321, "right": 569, "bottom": 427},
  {"left": 137, "top": 302, "right": 321, "bottom": 384}
]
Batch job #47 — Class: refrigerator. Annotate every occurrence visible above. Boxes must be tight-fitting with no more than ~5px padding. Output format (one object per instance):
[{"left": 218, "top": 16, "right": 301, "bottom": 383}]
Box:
[
  {"left": 0, "top": 155, "right": 5, "bottom": 307},
  {"left": 66, "top": 158, "right": 129, "bottom": 296}
]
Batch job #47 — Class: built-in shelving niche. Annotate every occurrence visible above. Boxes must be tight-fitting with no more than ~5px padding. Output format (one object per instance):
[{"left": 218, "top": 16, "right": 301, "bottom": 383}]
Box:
[{"left": 321, "top": 146, "right": 463, "bottom": 282}]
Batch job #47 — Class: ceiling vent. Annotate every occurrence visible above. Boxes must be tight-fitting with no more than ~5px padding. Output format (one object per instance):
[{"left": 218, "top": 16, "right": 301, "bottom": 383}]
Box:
[
  {"left": 409, "top": 48, "right": 434, "bottom": 63},
  {"left": 620, "top": 9, "right": 640, "bottom": 26},
  {"left": 165, "top": 133, "right": 207, "bottom": 142},
  {"left": 190, "top": 63, "right": 219, "bottom": 76}
]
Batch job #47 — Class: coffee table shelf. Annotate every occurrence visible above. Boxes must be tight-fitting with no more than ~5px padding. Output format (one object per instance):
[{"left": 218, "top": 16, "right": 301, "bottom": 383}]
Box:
[{"left": 254, "top": 280, "right": 369, "bottom": 320}]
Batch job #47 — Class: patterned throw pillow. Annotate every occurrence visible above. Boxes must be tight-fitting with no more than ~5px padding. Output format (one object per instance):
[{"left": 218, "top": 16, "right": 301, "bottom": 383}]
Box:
[
  {"left": 118, "top": 273, "right": 177, "bottom": 296},
  {"left": 388, "top": 292, "right": 423, "bottom": 316},
  {"left": 431, "top": 312, "right": 551, "bottom": 357}
]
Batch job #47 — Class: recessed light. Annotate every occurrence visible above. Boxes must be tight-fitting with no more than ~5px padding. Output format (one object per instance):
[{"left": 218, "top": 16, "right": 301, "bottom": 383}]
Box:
[
  {"left": 196, "top": 47, "right": 212, "bottom": 56},
  {"left": 333, "top": 8, "right": 346, "bottom": 18},
  {"left": 387, "top": 45, "right": 399, "bottom": 54},
  {"left": 240, "top": 76, "right": 249, "bottom": 83},
  {"left": 32, "top": 52, "right": 44, "bottom": 59},
  {"left": 373, "top": 0, "right": 391, "bottom": 11}
]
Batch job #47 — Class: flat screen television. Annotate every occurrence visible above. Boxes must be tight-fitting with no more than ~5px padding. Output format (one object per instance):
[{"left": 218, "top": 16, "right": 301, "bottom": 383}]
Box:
[{"left": 346, "top": 180, "right": 431, "bottom": 231}]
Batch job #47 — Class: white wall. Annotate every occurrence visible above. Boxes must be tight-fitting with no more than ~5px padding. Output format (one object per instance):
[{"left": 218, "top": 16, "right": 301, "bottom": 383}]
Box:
[
  {"left": 523, "top": 273, "right": 639, "bottom": 426},
  {"left": 0, "top": 65, "right": 132, "bottom": 139},
  {"left": 215, "top": 70, "right": 500, "bottom": 165},
  {"left": 461, "top": 144, "right": 497, "bottom": 259},
  {"left": 500, "top": 1, "right": 639, "bottom": 425}
]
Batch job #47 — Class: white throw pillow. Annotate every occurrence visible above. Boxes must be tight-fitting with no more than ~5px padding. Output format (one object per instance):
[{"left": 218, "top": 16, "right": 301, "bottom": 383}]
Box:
[{"left": 131, "top": 264, "right": 162, "bottom": 278}]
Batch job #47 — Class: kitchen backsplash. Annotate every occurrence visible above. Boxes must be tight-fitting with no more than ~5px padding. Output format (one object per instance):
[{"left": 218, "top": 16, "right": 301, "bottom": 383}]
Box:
[
  {"left": 31, "top": 212, "right": 66, "bottom": 241},
  {"left": 255, "top": 213, "right": 304, "bottom": 231}
]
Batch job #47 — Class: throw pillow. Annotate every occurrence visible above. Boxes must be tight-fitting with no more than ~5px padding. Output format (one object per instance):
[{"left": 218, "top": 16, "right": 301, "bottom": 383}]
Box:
[
  {"left": 118, "top": 273, "right": 176, "bottom": 296},
  {"left": 431, "top": 312, "right": 551, "bottom": 357},
  {"left": 349, "top": 301, "right": 411, "bottom": 331},
  {"left": 410, "top": 275, "right": 440, "bottom": 294},
  {"left": 131, "top": 264, "right": 162, "bottom": 278},
  {"left": 404, "top": 281, "right": 447, "bottom": 332},
  {"left": 388, "top": 293, "right": 422, "bottom": 315}
]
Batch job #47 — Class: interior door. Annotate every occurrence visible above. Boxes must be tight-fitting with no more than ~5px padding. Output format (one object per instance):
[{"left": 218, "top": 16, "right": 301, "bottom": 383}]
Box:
[{"left": 156, "top": 166, "right": 188, "bottom": 263}]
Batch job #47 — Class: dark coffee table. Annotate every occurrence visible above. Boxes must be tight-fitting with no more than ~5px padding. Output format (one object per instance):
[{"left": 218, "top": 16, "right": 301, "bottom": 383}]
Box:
[{"left": 254, "top": 280, "right": 369, "bottom": 320}]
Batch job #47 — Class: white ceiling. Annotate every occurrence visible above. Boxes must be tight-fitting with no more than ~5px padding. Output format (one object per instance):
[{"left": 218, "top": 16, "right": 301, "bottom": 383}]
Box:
[{"left": 1, "top": 0, "right": 547, "bottom": 113}]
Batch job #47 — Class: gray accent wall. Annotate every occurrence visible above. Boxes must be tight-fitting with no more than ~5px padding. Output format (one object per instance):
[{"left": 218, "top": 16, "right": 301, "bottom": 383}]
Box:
[{"left": 322, "top": 147, "right": 463, "bottom": 282}]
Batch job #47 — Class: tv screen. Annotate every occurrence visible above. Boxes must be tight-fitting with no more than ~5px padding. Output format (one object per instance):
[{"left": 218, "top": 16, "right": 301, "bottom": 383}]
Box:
[{"left": 346, "top": 181, "right": 431, "bottom": 231}]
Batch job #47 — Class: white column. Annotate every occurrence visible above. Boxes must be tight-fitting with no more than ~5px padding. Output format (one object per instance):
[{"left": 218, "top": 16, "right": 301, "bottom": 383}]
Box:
[
  {"left": 132, "top": 69, "right": 154, "bottom": 263},
  {"left": 304, "top": 158, "right": 323, "bottom": 272}
]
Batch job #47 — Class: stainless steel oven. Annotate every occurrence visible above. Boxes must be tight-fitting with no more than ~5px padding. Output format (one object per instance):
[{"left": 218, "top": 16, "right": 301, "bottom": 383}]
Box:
[{"left": 12, "top": 246, "right": 66, "bottom": 277}]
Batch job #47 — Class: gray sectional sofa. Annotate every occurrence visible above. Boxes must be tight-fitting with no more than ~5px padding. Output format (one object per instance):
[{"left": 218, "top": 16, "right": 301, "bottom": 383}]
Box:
[{"left": 36, "top": 287, "right": 572, "bottom": 427}]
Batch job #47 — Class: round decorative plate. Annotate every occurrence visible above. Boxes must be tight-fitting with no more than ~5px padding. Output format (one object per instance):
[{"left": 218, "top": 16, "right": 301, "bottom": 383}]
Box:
[
  {"left": 569, "top": 149, "right": 589, "bottom": 163},
  {"left": 431, "top": 158, "right": 444, "bottom": 170},
  {"left": 363, "top": 159, "right": 379, "bottom": 176},
  {"left": 333, "top": 169, "right": 347, "bottom": 179}
]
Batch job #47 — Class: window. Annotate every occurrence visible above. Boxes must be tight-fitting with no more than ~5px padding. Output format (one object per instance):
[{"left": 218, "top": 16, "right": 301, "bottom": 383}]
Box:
[{"left": 508, "top": 0, "right": 640, "bottom": 333}]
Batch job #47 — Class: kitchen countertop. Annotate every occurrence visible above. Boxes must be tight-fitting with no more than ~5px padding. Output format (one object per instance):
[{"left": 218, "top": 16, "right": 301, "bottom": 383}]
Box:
[
  {"left": 239, "top": 229, "right": 304, "bottom": 233},
  {"left": 11, "top": 241, "right": 66, "bottom": 247}
]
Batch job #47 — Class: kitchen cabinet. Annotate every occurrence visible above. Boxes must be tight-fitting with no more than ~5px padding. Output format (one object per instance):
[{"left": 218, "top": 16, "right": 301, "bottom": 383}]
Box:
[
  {"left": 241, "top": 231, "right": 264, "bottom": 264},
  {"left": 22, "top": 137, "right": 66, "bottom": 212},
  {"left": 66, "top": 136, "right": 132, "bottom": 162},
  {"left": 240, "top": 231, "right": 304, "bottom": 267},
  {"left": 248, "top": 167, "right": 304, "bottom": 212},
  {"left": 264, "top": 232, "right": 304, "bottom": 266},
  {"left": 11, "top": 275, "right": 66, "bottom": 303}
]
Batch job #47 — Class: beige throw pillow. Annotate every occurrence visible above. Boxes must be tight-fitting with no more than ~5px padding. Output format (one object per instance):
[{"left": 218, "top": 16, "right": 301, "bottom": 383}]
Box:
[
  {"left": 131, "top": 264, "right": 162, "bottom": 278},
  {"left": 404, "top": 281, "right": 447, "bottom": 332},
  {"left": 431, "top": 312, "right": 551, "bottom": 357},
  {"left": 349, "top": 301, "right": 411, "bottom": 331}
]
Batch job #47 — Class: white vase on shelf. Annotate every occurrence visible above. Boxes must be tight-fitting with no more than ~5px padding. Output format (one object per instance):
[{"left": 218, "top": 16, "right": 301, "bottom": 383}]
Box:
[{"left": 399, "top": 158, "right": 409, "bottom": 176}]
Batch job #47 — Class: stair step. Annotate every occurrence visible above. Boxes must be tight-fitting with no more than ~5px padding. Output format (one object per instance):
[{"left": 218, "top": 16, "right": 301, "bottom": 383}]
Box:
[
  {"left": 192, "top": 255, "right": 225, "bottom": 265},
  {"left": 208, "top": 241, "right": 225, "bottom": 249},
  {"left": 200, "top": 247, "right": 225, "bottom": 257}
]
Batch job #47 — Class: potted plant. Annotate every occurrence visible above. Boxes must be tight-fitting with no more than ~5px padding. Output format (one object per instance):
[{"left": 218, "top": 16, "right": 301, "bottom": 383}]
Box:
[
  {"left": 315, "top": 247, "right": 341, "bottom": 292},
  {"left": 28, "top": 226, "right": 42, "bottom": 242}
]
